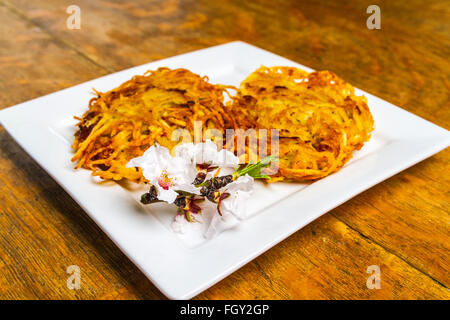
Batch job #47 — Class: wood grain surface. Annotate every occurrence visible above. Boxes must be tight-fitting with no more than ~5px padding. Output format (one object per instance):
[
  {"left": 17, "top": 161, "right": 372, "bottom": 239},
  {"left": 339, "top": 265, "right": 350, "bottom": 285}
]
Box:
[{"left": 0, "top": 0, "right": 449, "bottom": 299}]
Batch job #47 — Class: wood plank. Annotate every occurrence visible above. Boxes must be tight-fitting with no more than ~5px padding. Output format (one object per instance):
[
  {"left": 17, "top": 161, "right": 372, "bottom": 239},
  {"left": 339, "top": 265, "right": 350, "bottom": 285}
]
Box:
[
  {"left": 196, "top": 214, "right": 450, "bottom": 299},
  {"left": 331, "top": 148, "right": 450, "bottom": 287},
  {"left": 3, "top": 0, "right": 234, "bottom": 71},
  {"left": 0, "top": 3, "right": 108, "bottom": 108}
]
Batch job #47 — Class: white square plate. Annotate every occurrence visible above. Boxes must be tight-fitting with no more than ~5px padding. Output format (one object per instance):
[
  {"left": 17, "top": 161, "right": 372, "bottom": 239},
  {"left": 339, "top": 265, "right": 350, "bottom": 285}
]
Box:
[{"left": 1, "top": 41, "right": 449, "bottom": 299}]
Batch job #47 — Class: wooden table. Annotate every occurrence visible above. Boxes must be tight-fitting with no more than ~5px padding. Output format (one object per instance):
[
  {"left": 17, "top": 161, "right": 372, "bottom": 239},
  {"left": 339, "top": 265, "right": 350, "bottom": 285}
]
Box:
[{"left": 0, "top": 0, "right": 449, "bottom": 300}]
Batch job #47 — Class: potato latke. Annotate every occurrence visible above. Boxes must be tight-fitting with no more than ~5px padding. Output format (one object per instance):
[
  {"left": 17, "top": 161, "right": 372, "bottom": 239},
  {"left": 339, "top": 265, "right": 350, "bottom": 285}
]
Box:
[
  {"left": 72, "top": 67, "right": 238, "bottom": 182},
  {"left": 231, "top": 66, "right": 374, "bottom": 181}
]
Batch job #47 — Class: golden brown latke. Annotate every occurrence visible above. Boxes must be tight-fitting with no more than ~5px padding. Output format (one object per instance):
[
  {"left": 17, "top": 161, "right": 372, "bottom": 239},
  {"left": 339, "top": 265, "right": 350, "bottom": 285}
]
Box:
[
  {"left": 72, "top": 67, "right": 239, "bottom": 182},
  {"left": 230, "top": 66, "right": 374, "bottom": 181}
]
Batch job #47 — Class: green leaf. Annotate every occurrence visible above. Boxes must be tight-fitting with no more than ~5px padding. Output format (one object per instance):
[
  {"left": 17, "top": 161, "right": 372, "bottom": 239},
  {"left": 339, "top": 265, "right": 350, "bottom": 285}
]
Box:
[{"left": 233, "top": 155, "right": 278, "bottom": 180}]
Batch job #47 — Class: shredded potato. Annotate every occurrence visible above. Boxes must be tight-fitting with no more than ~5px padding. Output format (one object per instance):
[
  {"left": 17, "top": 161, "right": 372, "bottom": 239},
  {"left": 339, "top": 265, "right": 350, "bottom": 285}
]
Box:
[
  {"left": 230, "top": 66, "right": 375, "bottom": 181},
  {"left": 72, "top": 66, "right": 374, "bottom": 183},
  {"left": 72, "top": 67, "right": 239, "bottom": 182}
]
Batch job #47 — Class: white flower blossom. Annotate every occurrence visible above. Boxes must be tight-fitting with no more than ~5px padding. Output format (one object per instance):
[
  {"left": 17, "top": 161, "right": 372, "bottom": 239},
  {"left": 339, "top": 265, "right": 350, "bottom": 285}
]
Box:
[
  {"left": 127, "top": 141, "right": 256, "bottom": 239},
  {"left": 126, "top": 144, "right": 197, "bottom": 203},
  {"left": 176, "top": 139, "right": 239, "bottom": 168}
]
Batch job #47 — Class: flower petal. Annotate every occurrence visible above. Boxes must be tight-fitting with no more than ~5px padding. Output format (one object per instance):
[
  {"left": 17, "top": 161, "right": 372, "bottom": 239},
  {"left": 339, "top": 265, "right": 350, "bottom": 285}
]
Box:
[
  {"left": 175, "top": 139, "right": 239, "bottom": 168},
  {"left": 156, "top": 185, "right": 179, "bottom": 203}
]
